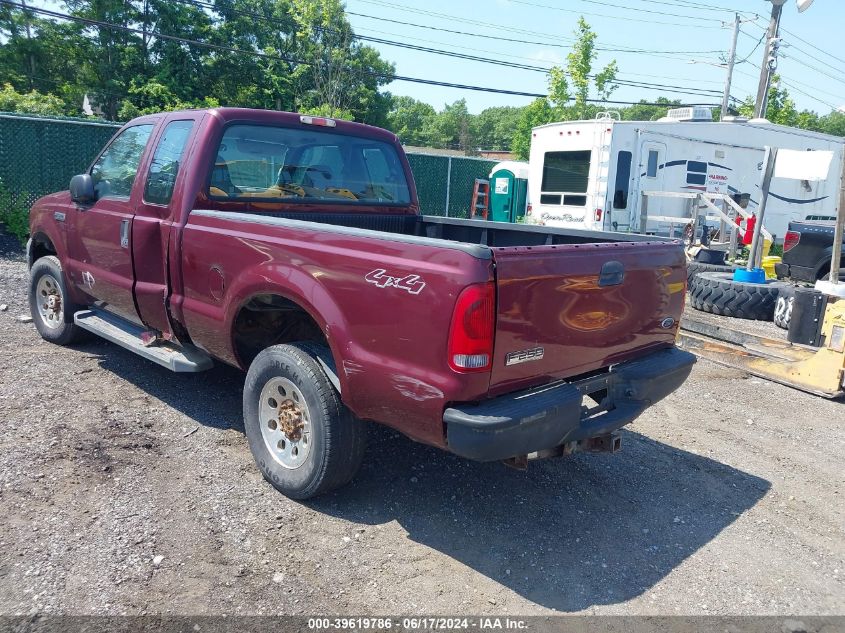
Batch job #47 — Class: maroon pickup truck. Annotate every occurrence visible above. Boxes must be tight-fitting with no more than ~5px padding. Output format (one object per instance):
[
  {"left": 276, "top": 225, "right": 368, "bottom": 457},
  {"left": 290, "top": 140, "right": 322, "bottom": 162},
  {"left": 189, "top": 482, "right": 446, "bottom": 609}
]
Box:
[{"left": 26, "top": 108, "right": 694, "bottom": 499}]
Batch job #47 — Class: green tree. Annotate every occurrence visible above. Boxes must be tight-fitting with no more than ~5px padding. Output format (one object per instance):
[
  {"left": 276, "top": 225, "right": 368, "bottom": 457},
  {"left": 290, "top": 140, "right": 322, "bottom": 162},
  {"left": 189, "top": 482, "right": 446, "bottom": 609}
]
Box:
[
  {"left": 0, "top": 82, "right": 65, "bottom": 115},
  {"left": 737, "top": 75, "right": 798, "bottom": 126},
  {"left": 423, "top": 99, "right": 473, "bottom": 150},
  {"left": 511, "top": 97, "right": 554, "bottom": 161},
  {"left": 472, "top": 106, "right": 521, "bottom": 150},
  {"left": 819, "top": 111, "right": 845, "bottom": 137},
  {"left": 548, "top": 17, "right": 618, "bottom": 118},
  {"left": 65, "top": 0, "right": 145, "bottom": 120},
  {"left": 620, "top": 97, "right": 681, "bottom": 121},
  {"left": 386, "top": 95, "right": 436, "bottom": 146},
  {"left": 117, "top": 80, "right": 219, "bottom": 119}
]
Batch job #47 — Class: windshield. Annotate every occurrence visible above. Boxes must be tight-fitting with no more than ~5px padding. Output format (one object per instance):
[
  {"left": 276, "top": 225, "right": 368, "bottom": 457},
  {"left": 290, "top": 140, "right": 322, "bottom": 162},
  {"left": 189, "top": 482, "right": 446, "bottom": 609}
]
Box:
[{"left": 209, "top": 123, "right": 411, "bottom": 205}]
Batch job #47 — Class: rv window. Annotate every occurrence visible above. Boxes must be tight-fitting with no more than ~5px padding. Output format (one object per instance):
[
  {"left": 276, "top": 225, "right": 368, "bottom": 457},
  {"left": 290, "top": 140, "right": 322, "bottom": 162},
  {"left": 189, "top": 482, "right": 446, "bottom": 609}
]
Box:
[
  {"left": 686, "top": 160, "right": 708, "bottom": 186},
  {"left": 541, "top": 150, "right": 590, "bottom": 202},
  {"left": 563, "top": 195, "right": 587, "bottom": 206},
  {"left": 613, "top": 151, "right": 632, "bottom": 209},
  {"left": 646, "top": 150, "right": 659, "bottom": 178},
  {"left": 540, "top": 194, "right": 562, "bottom": 205}
]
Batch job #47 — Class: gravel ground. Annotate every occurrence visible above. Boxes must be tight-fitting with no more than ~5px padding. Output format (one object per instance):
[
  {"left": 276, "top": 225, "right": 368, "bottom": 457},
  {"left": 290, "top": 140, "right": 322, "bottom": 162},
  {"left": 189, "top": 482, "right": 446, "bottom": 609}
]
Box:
[{"left": 0, "top": 230, "right": 843, "bottom": 616}]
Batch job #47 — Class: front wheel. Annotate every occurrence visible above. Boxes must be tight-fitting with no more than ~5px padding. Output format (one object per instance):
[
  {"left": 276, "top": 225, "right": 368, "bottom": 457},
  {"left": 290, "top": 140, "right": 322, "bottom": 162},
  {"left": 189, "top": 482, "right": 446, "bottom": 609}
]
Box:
[
  {"left": 28, "top": 255, "right": 84, "bottom": 345},
  {"left": 243, "top": 342, "right": 367, "bottom": 500}
]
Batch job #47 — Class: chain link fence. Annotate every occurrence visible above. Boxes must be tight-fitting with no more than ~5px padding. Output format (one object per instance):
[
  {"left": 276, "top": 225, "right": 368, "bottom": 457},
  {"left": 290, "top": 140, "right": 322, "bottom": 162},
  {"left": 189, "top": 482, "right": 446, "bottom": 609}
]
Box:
[
  {"left": 0, "top": 113, "right": 121, "bottom": 210},
  {"left": 0, "top": 113, "right": 497, "bottom": 221},
  {"left": 407, "top": 153, "right": 497, "bottom": 217}
]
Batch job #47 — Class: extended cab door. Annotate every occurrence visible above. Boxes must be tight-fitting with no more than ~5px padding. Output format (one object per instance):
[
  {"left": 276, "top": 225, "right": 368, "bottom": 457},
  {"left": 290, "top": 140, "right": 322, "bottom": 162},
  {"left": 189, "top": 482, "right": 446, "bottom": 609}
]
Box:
[
  {"left": 65, "top": 122, "right": 156, "bottom": 323},
  {"left": 132, "top": 116, "right": 200, "bottom": 338}
]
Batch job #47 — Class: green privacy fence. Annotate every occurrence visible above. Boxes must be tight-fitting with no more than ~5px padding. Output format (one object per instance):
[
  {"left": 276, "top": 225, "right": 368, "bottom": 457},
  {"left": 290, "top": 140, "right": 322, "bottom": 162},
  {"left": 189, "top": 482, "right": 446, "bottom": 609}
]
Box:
[
  {"left": 0, "top": 113, "right": 121, "bottom": 210},
  {"left": 0, "top": 112, "right": 497, "bottom": 220},
  {"left": 406, "top": 152, "right": 497, "bottom": 217}
]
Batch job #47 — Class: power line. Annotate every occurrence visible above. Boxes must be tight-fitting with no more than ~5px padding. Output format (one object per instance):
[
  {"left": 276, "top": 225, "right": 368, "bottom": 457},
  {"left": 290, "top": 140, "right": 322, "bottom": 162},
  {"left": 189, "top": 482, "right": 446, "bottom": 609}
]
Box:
[
  {"left": 346, "top": 9, "right": 724, "bottom": 55},
  {"left": 732, "top": 66, "right": 840, "bottom": 112},
  {"left": 631, "top": 0, "right": 759, "bottom": 16},
  {"left": 0, "top": 0, "right": 721, "bottom": 107},
  {"left": 173, "top": 0, "right": 727, "bottom": 99},
  {"left": 505, "top": 0, "right": 725, "bottom": 28},
  {"left": 780, "top": 41, "right": 845, "bottom": 78},
  {"left": 779, "top": 25, "right": 845, "bottom": 67}
]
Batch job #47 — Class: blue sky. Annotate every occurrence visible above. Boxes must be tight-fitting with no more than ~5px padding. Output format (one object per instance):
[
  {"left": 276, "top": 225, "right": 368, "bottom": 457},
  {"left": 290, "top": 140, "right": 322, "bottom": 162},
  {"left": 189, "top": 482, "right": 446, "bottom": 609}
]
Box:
[{"left": 345, "top": 0, "right": 845, "bottom": 115}]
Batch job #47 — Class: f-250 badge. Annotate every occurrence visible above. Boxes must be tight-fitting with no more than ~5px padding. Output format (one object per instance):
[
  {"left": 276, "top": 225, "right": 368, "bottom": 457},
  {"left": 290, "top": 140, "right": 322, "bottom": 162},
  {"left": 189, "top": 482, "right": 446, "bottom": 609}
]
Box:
[{"left": 365, "top": 268, "right": 426, "bottom": 295}]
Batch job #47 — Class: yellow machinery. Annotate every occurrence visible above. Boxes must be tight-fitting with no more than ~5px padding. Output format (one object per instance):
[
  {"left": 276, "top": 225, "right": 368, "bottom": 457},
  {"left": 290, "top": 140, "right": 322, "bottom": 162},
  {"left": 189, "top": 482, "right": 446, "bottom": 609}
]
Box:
[{"left": 679, "top": 299, "right": 845, "bottom": 398}]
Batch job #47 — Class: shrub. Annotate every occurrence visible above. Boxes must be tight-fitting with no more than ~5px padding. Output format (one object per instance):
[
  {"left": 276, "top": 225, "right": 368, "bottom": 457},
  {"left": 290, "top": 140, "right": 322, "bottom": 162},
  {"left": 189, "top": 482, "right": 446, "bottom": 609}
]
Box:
[{"left": 0, "top": 180, "right": 30, "bottom": 245}]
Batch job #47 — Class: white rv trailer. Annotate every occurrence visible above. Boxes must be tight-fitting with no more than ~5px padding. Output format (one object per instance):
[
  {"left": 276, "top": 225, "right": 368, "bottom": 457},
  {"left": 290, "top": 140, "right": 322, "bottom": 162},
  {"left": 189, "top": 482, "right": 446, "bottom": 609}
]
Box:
[{"left": 527, "top": 107, "right": 844, "bottom": 240}]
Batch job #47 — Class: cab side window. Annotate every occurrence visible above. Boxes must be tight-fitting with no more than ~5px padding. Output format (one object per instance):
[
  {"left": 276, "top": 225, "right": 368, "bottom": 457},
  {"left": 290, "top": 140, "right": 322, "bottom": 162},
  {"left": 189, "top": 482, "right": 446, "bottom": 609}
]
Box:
[
  {"left": 144, "top": 120, "right": 194, "bottom": 205},
  {"left": 91, "top": 124, "right": 155, "bottom": 199}
]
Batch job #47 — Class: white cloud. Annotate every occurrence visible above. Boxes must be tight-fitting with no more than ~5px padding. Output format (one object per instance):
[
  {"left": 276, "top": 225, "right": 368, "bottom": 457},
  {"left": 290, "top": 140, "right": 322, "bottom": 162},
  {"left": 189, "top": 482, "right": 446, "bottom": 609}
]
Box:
[{"left": 530, "top": 49, "right": 564, "bottom": 65}]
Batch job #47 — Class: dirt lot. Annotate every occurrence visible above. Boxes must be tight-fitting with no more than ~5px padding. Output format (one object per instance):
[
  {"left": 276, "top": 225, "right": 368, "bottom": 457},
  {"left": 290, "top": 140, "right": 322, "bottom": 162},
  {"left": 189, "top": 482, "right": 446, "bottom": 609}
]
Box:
[{"left": 0, "top": 232, "right": 843, "bottom": 616}]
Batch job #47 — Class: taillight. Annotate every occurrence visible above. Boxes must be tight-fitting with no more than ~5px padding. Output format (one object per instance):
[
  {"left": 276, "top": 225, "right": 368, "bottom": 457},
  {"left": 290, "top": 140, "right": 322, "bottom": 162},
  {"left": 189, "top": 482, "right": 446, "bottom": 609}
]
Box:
[
  {"left": 784, "top": 230, "right": 801, "bottom": 253},
  {"left": 448, "top": 282, "right": 495, "bottom": 372},
  {"left": 594, "top": 208, "right": 603, "bottom": 222},
  {"left": 526, "top": 203, "right": 533, "bottom": 216}
]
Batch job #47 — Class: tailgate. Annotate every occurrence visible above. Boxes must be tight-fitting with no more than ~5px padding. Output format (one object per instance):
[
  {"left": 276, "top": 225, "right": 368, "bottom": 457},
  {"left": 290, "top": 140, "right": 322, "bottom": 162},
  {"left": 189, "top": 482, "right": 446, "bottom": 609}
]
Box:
[{"left": 489, "top": 241, "right": 687, "bottom": 394}]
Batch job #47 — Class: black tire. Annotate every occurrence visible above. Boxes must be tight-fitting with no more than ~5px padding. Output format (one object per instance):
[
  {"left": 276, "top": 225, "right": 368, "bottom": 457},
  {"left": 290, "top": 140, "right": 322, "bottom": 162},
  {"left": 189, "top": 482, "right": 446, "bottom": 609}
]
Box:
[
  {"left": 774, "top": 285, "right": 796, "bottom": 330},
  {"left": 689, "top": 271, "right": 788, "bottom": 321},
  {"left": 28, "top": 255, "right": 85, "bottom": 345},
  {"left": 243, "top": 342, "right": 366, "bottom": 500},
  {"left": 694, "top": 248, "right": 727, "bottom": 265},
  {"left": 687, "top": 261, "right": 734, "bottom": 286}
]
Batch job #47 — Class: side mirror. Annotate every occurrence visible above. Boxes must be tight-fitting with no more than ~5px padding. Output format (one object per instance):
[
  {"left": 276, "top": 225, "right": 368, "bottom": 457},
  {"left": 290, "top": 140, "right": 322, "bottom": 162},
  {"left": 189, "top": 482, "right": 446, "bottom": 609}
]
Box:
[{"left": 70, "top": 174, "right": 96, "bottom": 204}]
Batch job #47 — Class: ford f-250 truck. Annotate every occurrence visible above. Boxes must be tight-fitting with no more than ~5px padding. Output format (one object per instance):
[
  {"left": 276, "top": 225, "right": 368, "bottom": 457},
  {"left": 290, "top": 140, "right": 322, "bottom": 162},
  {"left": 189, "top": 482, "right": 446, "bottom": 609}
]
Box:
[{"left": 26, "top": 108, "right": 695, "bottom": 499}]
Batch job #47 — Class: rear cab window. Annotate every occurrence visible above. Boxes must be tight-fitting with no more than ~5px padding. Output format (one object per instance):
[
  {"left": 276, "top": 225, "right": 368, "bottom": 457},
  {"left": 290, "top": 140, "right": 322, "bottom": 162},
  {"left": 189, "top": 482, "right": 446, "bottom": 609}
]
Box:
[{"left": 208, "top": 124, "right": 411, "bottom": 205}]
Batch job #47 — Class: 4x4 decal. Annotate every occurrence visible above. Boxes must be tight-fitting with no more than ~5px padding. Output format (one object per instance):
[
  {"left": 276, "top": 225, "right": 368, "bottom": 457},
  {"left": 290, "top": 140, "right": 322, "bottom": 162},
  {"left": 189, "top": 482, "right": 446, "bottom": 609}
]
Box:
[{"left": 365, "top": 268, "right": 426, "bottom": 295}]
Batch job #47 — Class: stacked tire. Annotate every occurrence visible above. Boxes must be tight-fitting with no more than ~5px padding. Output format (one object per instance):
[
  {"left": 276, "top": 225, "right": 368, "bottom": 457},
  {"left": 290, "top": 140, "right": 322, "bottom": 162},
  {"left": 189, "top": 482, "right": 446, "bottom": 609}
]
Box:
[
  {"left": 686, "top": 261, "right": 735, "bottom": 286},
  {"left": 688, "top": 271, "right": 788, "bottom": 321}
]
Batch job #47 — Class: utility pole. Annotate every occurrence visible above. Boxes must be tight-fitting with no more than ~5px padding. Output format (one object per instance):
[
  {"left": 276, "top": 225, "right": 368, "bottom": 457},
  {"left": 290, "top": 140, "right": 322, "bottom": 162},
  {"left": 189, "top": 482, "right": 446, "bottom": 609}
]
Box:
[
  {"left": 754, "top": 0, "right": 787, "bottom": 119},
  {"left": 721, "top": 13, "right": 740, "bottom": 120}
]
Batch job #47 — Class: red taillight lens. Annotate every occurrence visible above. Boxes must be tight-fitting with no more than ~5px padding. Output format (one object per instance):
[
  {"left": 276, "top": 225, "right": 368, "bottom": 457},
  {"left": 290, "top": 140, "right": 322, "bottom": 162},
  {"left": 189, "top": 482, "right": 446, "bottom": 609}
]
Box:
[
  {"left": 526, "top": 203, "right": 533, "bottom": 216},
  {"left": 448, "top": 282, "right": 495, "bottom": 372},
  {"left": 783, "top": 230, "right": 801, "bottom": 253},
  {"left": 594, "top": 208, "right": 603, "bottom": 222}
]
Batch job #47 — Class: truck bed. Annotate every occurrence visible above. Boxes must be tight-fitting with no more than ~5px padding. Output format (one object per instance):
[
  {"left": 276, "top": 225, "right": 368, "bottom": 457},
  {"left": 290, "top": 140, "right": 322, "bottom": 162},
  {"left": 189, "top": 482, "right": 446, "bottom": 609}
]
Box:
[{"left": 204, "top": 211, "right": 668, "bottom": 248}]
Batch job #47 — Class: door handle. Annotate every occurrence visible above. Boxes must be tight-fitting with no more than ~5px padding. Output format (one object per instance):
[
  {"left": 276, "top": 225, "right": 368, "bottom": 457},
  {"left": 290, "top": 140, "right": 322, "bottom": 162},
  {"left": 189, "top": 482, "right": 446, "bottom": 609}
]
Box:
[{"left": 120, "top": 220, "right": 129, "bottom": 249}]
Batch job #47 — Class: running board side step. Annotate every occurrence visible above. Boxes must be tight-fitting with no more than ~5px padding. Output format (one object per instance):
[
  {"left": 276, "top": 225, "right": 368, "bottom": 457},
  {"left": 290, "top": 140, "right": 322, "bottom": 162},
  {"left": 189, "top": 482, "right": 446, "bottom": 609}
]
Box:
[{"left": 74, "top": 309, "right": 213, "bottom": 372}]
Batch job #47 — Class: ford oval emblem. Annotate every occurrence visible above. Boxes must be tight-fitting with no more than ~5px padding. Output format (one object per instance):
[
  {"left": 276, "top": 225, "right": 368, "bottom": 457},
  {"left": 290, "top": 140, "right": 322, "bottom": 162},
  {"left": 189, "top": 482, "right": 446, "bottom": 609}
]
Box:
[{"left": 660, "top": 317, "right": 676, "bottom": 329}]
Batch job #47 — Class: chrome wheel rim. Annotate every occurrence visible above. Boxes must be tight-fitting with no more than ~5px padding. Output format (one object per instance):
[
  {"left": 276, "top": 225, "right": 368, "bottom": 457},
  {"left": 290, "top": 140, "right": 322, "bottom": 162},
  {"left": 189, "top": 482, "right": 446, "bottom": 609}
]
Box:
[
  {"left": 259, "top": 377, "right": 312, "bottom": 469},
  {"left": 36, "top": 274, "right": 63, "bottom": 329}
]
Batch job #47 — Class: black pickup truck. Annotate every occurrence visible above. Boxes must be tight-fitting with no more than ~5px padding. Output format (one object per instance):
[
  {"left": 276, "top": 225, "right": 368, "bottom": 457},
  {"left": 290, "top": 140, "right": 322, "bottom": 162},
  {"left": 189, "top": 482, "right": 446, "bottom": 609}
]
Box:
[
  {"left": 776, "top": 221, "right": 845, "bottom": 283},
  {"left": 774, "top": 221, "right": 845, "bottom": 329}
]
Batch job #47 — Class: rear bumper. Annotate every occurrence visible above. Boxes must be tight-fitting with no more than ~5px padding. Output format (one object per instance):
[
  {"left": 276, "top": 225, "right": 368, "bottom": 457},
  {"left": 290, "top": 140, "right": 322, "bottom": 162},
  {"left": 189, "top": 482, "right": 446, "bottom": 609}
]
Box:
[
  {"left": 444, "top": 347, "right": 696, "bottom": 461},
  {"left": 775, "top": 262, "right": 816, "bottom": 283}
]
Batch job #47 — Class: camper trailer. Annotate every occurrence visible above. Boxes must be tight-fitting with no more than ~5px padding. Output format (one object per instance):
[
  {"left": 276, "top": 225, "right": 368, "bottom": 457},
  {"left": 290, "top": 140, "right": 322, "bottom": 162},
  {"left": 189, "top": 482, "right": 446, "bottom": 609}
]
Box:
[{"left": 527, "top": 107, "right": 844, "bottom": 241}]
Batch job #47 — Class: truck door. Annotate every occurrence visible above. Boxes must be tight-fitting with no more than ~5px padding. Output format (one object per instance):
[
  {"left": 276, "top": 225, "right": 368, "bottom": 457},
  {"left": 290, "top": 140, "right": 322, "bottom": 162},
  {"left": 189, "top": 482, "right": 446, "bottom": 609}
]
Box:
[
  {"left": 65, "top": 123, "right": 156, "bottom": 323},
  {"left": 132, "top": 117, "right": 199, "bottom": 338},
  {"left": 636, "top": 141, "right": 667, "bottom": 231}
]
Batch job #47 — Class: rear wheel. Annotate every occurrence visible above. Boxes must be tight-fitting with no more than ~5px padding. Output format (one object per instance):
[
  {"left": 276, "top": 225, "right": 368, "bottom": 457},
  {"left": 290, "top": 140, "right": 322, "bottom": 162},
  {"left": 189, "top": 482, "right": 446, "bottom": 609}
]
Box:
[
  {"left": 243, "top": 342, "right": 366, "bottom": 500},
  {"left": 689, "top": 271, "right": 788, "bottom": 321},
  {"left": 28, "top": 255, "right": 84, "bottom": 345}
]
